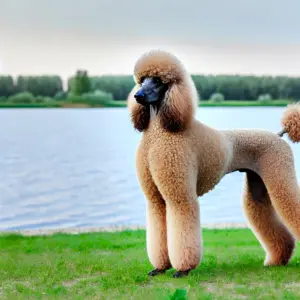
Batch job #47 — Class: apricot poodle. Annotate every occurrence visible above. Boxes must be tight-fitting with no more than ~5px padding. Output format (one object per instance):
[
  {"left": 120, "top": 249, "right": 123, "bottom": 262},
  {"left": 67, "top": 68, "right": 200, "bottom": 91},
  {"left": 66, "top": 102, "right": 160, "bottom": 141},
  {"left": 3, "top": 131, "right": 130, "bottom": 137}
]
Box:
[{"left": 127, "top": 49, "right": 300, "bottom": 278}]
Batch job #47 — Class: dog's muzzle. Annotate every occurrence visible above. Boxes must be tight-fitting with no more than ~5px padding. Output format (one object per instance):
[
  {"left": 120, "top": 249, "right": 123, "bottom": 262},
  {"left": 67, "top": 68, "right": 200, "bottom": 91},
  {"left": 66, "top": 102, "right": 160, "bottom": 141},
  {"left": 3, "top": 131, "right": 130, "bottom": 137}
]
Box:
[{"left": 134, "top": 77, "right": 167, "bottom": 106}]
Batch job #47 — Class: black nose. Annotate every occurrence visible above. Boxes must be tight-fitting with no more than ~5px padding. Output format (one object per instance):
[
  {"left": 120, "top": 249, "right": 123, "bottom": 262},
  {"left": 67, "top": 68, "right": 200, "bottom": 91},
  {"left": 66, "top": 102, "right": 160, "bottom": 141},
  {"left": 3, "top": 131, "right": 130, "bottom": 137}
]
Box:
[{"left": 134, "top": 90, "right": 145, "bottom": 104}]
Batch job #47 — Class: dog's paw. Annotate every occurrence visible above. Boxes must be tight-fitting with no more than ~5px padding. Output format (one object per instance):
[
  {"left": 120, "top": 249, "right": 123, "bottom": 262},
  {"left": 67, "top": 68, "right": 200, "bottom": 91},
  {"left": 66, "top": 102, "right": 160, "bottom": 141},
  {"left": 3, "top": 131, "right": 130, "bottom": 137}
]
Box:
[
  {"left": 173, "top": 270, "right": 190, "bottom": 278},
  {"left": 148, "top": 268, "right": 166, "bottom": 276}
]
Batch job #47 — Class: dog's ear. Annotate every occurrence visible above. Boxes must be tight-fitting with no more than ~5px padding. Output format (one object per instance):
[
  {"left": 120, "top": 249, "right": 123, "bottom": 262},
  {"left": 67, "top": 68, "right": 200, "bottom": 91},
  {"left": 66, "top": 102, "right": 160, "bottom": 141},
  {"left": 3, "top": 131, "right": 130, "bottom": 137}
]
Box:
[
  {"left": 127, "top": 85, "right": 150, "bottom": 132},
  {"left": 159, "top": 81, "right": 196, "bottom": 132}
]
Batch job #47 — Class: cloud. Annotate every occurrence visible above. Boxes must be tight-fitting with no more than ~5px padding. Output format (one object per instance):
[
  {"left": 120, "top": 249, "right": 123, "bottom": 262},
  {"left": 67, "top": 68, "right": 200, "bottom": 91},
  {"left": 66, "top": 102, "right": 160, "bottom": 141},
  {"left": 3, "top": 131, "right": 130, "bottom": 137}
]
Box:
[
  {"left": 1, "top": 0, "right": 300, "bottom": 77},
  {"left": 1, "top": 0, "right": 300, "bottom": 44}
]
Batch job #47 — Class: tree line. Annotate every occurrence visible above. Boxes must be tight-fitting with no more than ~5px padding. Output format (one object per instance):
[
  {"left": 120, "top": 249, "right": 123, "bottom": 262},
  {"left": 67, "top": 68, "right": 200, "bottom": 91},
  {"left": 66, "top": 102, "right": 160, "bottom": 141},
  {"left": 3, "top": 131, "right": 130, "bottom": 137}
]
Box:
[
  {"left": 0, "top": 76, "right": 63, "bottom": 98},
  {"left": 1, "top": 73, "right": 300, "bottom": 101}
]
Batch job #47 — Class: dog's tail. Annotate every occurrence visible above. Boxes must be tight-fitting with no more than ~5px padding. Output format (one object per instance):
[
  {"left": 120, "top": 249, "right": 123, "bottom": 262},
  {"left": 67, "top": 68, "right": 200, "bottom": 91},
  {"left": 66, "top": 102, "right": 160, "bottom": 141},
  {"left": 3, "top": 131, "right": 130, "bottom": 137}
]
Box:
[{"left": 278, "top": 102, "right": 300, "bottom": 143}]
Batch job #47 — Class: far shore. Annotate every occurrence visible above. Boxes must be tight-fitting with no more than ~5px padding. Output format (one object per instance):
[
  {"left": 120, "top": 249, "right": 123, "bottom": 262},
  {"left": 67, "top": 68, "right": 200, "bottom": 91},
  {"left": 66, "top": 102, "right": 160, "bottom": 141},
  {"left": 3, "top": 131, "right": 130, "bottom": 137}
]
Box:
[{"left": 0, "top": 99, "right": 295, "bottom": 109}]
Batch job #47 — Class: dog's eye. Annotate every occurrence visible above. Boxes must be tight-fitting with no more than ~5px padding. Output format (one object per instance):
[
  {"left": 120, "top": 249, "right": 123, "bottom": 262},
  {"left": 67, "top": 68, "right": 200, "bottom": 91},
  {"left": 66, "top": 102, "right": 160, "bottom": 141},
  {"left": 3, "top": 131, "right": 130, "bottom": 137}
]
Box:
[
  {"left": 140, "top": 77, "right": 145, "bottom": 83},
  {"left": 153, "top": 77, "right": 161, "bottom": 84}
]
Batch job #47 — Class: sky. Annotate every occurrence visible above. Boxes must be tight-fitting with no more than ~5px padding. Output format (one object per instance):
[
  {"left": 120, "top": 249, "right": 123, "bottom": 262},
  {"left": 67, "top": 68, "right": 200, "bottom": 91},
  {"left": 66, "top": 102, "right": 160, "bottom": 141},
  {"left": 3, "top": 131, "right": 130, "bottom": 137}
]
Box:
[{"left": 1, "top": 0, "right": 300, "bottom": 81}]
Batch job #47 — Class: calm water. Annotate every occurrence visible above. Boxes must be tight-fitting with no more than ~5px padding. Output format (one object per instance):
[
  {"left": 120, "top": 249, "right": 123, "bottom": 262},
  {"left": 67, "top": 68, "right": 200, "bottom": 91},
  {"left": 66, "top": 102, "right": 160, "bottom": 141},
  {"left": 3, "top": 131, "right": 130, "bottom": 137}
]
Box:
[{"left": 0, "top": 107, "right": 299, "bottom": 231}]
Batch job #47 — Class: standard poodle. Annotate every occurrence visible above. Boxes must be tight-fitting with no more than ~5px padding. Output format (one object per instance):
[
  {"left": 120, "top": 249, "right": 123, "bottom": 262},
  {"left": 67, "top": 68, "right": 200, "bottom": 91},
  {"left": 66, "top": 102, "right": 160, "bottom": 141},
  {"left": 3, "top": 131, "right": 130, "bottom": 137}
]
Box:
[{"left": 127, "top": 49, "right": 300, "bottom": 278}]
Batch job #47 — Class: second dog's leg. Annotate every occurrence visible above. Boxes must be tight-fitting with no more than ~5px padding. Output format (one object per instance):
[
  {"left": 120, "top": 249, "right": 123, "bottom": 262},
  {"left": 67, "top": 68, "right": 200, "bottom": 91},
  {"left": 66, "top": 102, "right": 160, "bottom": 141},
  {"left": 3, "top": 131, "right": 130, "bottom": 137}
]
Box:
[{"left": 243, "top": 170, "right": 295, "bottom": 266}]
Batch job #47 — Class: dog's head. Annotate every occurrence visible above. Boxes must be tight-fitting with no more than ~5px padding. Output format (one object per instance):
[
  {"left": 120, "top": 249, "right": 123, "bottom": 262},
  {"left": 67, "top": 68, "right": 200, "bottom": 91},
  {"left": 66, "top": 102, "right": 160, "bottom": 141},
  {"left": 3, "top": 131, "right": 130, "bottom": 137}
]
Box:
[{"left": 127, "top": 50, "right": 199, "bottom": 133}]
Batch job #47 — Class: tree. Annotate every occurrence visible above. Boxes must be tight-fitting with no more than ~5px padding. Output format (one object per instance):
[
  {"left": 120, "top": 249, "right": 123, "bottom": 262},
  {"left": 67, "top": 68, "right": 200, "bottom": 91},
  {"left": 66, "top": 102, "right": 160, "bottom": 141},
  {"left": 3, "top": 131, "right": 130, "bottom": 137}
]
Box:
[
  {"left": 70, "top": 70, "right": 91, "bottom": 96},
  {"left": 209, "top": 92, "right": 225, "bottom": 102},
  {"left": 0, "top": 76, "right": 15, "bottom": 97},
  {"left": 16, "top": 75, "right": 63, "bottom": 97}
]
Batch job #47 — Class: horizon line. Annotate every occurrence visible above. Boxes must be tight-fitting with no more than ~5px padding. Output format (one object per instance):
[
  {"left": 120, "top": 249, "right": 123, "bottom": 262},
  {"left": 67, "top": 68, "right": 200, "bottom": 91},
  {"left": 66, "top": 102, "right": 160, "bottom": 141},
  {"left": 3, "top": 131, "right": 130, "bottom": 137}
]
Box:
[{"left": 1, "top": 72, "right": 300, "bottom": 79}]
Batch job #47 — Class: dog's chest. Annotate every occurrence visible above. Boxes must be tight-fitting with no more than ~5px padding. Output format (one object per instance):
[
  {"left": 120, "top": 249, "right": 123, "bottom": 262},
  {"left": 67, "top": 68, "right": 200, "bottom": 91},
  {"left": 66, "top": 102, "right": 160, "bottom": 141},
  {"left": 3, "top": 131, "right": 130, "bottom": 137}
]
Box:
[
  {"left": 195, "top": 143, "right": 229, "bottom": 197},
  {"left": 196, "top": 171, "right": 223, "bottom": 197}
]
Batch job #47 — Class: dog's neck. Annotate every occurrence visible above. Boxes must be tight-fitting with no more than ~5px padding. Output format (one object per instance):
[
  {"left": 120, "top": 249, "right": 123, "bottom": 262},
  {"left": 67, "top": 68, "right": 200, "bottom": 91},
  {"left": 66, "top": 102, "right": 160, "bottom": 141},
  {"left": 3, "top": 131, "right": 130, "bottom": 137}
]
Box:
[
  {"left": 149, "top": 104, "right": 158, "bottom": 120},
  {"left": 142, "top": 104, "right": 163, "bottom": 136}
]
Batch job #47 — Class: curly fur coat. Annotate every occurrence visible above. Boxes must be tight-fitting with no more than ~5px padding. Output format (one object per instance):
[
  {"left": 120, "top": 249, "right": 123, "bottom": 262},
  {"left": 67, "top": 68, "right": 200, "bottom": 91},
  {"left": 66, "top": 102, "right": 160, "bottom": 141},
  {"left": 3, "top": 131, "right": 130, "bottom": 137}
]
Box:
[{"left": 127, "top": 50, "right": 300, "bottom": 277}]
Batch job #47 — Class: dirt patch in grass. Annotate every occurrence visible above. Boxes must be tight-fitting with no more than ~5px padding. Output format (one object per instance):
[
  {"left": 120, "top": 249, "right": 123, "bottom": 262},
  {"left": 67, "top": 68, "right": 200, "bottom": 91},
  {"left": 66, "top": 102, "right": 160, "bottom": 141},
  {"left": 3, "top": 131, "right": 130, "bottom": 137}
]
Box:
[
  {"left": 2, "top": 280, "right": 31, "bottom": 289},
  {"left": 201, "top": 281, "right": 300, "bottom": 299},
  {"left": 90, "top": 250, "right": 114, "bottom": 256},
  {"left": 201, "top": 282, "right": 248, "bottom": 299},
  {"left": 62, "top": 273, "right": 107, "bottom": 288}
]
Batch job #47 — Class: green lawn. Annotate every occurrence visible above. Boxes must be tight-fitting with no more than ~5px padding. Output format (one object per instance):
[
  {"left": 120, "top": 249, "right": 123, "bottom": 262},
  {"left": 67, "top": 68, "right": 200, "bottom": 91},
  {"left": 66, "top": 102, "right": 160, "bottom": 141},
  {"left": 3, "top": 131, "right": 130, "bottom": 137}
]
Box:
[{"left": 1, "top": 228, "right": 300, "bottom": 299}]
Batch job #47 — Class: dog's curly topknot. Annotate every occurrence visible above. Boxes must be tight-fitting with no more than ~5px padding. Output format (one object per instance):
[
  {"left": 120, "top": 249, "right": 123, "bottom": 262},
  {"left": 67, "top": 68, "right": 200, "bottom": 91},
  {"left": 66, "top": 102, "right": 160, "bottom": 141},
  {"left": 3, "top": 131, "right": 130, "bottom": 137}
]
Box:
[
  {"left": 281, "top": 102, "right": 300, "bottom": 143},
  {"left": 133, "top": 49, "right": 186, "bottom": 84}
]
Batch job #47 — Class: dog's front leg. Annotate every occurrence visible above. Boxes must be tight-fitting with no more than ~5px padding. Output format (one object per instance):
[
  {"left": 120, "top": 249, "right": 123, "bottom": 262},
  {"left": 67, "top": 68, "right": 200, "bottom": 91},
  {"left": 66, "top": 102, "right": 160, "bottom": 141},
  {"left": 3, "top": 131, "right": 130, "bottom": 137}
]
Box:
[
  {"left": 140, "top": 183, "right": 171, "bottom": 275},
  {"left": 166, "top": 198, "right": 202, "bottom": 277},
  {"left": 149, "top": 151, "right": 202, "bottom": 277},
  {"left": 145, "top": 199, "right": 172, "bottom": 275},
  {"left": 136, "top": 152, "right": 171, "bottom": 275}
]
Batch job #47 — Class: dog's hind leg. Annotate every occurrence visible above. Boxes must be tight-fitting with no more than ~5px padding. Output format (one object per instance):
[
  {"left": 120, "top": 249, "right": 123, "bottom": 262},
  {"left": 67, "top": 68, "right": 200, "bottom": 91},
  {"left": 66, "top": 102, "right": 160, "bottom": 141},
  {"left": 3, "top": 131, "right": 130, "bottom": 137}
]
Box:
[
  {"left": 258, "top": 140, "right": 300, "bottom": 242},
  {"left": 242, "top": 170, "right": 295, "bottom": 266}
]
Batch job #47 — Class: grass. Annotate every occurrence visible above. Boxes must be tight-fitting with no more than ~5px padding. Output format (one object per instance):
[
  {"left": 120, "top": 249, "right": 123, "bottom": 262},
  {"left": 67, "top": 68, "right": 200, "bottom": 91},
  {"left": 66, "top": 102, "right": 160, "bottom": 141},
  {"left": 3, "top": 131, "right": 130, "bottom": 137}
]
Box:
[
  {"left": 1, "top": 228, "right": 300, "bottom": 299},
  {"left": 0, "top": 99, "right": 294, "bottom": 108}
]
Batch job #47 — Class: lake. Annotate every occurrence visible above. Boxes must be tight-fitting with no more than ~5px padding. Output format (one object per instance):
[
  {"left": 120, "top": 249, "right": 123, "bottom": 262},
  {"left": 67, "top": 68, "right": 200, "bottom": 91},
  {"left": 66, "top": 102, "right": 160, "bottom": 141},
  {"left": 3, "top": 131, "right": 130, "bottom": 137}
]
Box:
[{"left": 0, "top": 107, "right": 299, "bottom": 231}]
